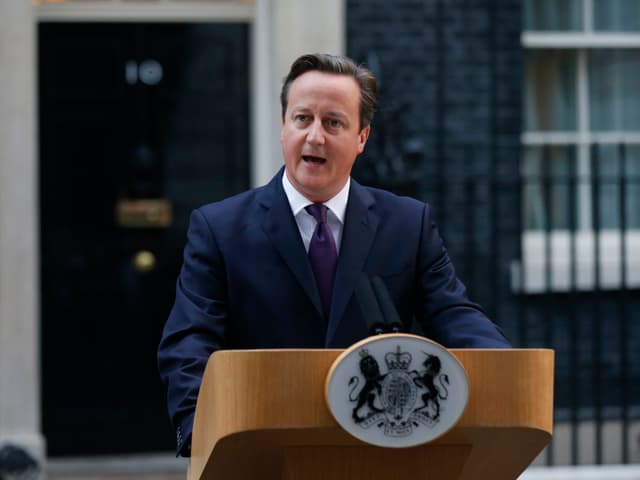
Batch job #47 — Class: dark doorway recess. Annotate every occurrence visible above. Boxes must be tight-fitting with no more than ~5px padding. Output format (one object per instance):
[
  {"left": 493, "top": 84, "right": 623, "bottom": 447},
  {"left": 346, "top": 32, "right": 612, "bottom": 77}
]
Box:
[{"left": 38, "top": 22, "right": 249, "bottom": 456}]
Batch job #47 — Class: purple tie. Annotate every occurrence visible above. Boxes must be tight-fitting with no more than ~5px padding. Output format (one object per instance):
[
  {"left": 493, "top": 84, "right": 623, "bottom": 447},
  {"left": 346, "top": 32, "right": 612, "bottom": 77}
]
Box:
[{"left": 305, "top": 203, "right": 338, "bottom": 319}]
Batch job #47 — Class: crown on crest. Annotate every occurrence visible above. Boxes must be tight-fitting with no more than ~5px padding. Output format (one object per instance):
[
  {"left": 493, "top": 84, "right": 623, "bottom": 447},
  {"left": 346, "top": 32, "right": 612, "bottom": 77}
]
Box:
[{"left": 385, "top": 345, "right": 412, "bottom": 370}]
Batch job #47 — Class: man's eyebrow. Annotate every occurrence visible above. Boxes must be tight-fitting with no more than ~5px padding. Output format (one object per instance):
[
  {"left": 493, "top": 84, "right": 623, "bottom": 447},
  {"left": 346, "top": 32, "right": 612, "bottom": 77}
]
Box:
[{"left": 289, "top": 107, "right": 349, "bottom": 120}]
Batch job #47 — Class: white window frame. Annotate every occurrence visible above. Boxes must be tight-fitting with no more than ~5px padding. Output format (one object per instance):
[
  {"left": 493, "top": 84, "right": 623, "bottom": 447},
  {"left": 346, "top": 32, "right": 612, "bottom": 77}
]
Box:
[{"left": 518, "top": 0, "right": 640, "bottom": 293}]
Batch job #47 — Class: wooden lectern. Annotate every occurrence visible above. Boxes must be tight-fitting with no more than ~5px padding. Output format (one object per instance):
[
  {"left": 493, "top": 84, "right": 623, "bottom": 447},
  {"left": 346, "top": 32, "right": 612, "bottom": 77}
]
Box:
[{"left": 188, "top": 349, "right": 554, "bottom": 480}]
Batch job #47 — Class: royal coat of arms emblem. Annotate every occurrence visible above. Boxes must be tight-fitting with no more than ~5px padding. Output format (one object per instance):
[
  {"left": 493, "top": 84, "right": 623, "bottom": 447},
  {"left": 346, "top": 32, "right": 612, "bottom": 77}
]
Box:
[{"left": 326, "top": 334, "right": 468, "bottom": 448}]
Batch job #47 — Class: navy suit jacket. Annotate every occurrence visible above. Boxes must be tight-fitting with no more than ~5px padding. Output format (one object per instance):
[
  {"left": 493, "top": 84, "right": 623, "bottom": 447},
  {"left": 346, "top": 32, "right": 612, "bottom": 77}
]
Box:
[{"left": 157, "top": 168, "right": 510, "bottom": 455}]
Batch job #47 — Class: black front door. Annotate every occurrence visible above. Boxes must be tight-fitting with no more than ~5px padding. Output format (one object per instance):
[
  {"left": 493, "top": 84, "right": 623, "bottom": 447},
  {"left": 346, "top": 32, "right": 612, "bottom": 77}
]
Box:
[{"left": 38, "top": 22, "right": 249, "bottom": 455}]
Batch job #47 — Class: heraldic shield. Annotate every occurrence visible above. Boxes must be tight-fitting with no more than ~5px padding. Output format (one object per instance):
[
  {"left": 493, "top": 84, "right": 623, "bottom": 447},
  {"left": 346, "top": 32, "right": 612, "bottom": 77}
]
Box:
[{"left": 325, "top": 333, "right": 469, "bottom": 448}]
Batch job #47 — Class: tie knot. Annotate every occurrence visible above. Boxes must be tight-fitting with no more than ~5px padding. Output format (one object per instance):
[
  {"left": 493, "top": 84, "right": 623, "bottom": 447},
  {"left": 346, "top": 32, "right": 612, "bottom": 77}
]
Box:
[{"left": 305, "top": 203, "right": 328, "bottom": 224}]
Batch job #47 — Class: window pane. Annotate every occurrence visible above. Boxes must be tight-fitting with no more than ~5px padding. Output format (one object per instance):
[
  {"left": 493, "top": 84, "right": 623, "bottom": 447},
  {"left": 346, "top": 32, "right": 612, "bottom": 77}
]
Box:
[
  {"left": 590, "top": 50, "right": 640, "bottom": 131},
  {"left": 627, "top": 147, "right": 640, "bottom": 228},
  {"left": 524, "top": 0, "right": 583, "bottom": 31},
  {"left": 525, "top": 50, "right": 577, "bottom": 131},
  {"left": 593, "top": 144, "right": 622, "bottom": 229},
  {"left": 591, "top": 144, "right": 640, "bottom": 229},
  {"left": 523, "top": 145, "right": 577, "bottom": 230},
  {"left": 594, "top": 0, "right": 640, "bottom": 31}
]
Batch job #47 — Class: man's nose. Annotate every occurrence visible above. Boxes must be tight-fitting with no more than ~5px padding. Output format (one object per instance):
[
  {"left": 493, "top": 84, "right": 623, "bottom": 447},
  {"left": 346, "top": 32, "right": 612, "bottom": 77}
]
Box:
[{"left": 306, "top": 121, "right": 325, "bottom": 145}]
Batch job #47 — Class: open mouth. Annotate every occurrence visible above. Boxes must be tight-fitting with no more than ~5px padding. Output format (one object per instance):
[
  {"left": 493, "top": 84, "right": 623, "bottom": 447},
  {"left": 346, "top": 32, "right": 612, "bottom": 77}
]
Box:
[{"left": 302, "top": 155, "right": 326, "bottom": 164}]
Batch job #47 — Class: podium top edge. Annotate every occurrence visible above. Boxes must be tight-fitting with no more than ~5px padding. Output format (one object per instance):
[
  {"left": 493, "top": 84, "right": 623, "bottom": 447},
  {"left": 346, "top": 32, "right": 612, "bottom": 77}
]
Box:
[{"left": 210, "top": 348, "right": 554, "bottom": 354}]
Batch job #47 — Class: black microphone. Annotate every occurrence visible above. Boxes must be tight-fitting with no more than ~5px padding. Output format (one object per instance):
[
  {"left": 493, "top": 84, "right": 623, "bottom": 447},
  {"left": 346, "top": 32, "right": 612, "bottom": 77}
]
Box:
[
  {"left": 371, "top": 276, "right": 403, "bottom": 333},
  {"left": 355, "top": 273, "right": 386, "bottom": 335}
]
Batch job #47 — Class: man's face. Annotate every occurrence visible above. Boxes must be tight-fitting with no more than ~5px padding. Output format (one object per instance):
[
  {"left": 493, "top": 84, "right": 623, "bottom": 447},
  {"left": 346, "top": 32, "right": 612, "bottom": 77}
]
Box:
[{"left": 281, "top": 70, "right": 370, "bottom": 203}]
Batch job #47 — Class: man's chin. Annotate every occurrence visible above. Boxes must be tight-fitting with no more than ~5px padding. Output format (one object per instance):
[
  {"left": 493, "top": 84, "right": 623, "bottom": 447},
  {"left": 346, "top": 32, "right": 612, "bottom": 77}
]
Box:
[{"left": 295, "top": 179, "right": 333, "bottom": 202}]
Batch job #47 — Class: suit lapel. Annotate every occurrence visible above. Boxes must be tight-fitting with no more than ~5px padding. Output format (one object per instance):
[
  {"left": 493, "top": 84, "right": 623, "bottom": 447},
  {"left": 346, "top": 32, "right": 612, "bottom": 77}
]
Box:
[
  {"left": 259, "top": 170, "right": 324, "bottom": 318},
  {"left": 325, "top": 180, "right": 378, "bottom": 346}
]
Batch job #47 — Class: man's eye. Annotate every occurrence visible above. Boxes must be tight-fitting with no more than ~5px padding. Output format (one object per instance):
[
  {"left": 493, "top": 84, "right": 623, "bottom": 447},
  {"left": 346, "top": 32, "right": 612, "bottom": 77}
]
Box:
[
  {"left": 295, "top": 115, "right": 310, "bottom": 122},
  {"left": 327, "top": 119, "right": 342, "bottom": 128}
]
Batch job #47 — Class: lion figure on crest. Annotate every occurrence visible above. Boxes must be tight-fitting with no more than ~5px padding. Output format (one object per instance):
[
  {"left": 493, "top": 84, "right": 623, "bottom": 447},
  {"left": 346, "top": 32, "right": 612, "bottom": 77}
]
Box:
[{"left": 348, "top": 350, "right": 386, "bottom": 423}]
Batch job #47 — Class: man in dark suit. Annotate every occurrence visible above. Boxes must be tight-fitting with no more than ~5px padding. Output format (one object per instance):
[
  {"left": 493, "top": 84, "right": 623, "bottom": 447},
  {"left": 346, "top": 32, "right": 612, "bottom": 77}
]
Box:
[{"left": 158, "top": 53, "right": 511, "bottom": 457}]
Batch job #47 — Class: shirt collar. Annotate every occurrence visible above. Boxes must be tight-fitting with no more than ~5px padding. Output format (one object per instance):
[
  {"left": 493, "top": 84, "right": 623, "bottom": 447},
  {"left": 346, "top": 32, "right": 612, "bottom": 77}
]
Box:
[{"left": 282, "top": 170, "right": 350, "bottom": 223}]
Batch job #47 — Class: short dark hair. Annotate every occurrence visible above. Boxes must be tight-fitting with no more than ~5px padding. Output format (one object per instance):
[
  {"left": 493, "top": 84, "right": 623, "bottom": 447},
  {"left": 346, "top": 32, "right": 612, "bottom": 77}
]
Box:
[{"left": 280, "top": 53, "right": 378, "bottom": 130}]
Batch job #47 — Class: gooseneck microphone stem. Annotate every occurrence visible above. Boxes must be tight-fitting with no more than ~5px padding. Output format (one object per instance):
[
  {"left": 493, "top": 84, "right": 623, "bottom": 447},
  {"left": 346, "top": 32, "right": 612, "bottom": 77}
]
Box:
[
  {"left": 355, "top": 274, "right": 386, "bottom": 335},
  {"left": 355, "top": 274, "right": 403, "bottom": 335},
  {"left": 371, "top": 276, "right": 403, "bottom": 333}
]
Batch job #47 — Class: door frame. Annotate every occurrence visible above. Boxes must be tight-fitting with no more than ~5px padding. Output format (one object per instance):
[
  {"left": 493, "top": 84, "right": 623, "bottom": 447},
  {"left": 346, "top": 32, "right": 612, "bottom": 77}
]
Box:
[
  {"left": 0, "top": 0, "right": 343, "bottom": 461},
  {"left": 34, "top": 0, "right": 345, "bottom": 188}
]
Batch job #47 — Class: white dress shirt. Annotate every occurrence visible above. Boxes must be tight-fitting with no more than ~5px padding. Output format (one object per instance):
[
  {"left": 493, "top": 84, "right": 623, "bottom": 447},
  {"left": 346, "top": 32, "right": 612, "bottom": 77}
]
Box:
[{"left": 282, "top": 170, "right": 350, "bottom": 253}]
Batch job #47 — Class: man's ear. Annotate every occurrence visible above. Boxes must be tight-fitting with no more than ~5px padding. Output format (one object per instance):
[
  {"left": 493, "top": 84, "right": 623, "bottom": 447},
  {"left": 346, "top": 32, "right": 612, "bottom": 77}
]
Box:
[{"left": 357, "top": 125, "right": 371, "bottom": 154}]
